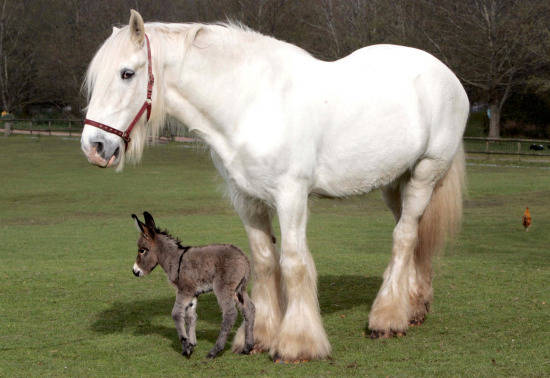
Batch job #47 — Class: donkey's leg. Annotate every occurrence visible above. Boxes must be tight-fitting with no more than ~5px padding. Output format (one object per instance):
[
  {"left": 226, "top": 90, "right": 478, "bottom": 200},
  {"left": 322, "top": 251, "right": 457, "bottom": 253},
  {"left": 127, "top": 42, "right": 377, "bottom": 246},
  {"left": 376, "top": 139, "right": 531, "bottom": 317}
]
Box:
[
  {"left": 208, "top": 287, "right": 239, "bottom": 358},
  {"left": 230, "top": 192, "right": 283, "bottom": 354},
  {"left": 184, "top": 297, "right": 198, "bottom": 347},
  {"left": 235, "top": 290, "right": 256, "bottom": 354},
  {"left": 172, "top": 292, "right": 195, "bottom": 356},
  {"left": 369, "top": 159, "right": 444, "bottom": 337},
  {"left": 272, "top": 183, "right": 331, "bottom": 361}
]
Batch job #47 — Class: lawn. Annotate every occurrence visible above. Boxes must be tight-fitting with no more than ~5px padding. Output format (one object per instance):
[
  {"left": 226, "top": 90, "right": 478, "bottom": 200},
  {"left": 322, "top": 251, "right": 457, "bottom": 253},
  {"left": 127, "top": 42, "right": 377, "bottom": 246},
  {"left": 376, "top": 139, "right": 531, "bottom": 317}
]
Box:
[{"left": 0, "top": 136, "right": 548, "bottom": 376}]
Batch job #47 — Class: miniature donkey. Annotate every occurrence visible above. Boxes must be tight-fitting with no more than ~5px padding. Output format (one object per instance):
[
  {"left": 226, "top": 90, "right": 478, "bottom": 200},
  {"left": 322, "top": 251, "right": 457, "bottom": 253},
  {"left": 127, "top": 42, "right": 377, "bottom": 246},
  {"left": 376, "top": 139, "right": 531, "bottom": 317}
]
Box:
[{"left": 131, "top": 212, "right": 255, "bottom": 358}]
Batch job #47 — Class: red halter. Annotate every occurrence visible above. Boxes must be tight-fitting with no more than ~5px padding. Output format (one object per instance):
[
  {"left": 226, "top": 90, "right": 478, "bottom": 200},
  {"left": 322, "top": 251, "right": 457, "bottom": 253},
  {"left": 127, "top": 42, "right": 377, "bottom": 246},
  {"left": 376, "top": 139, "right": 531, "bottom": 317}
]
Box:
[{"left": 84, "top": 33, "right": 155, "bottom": 151}]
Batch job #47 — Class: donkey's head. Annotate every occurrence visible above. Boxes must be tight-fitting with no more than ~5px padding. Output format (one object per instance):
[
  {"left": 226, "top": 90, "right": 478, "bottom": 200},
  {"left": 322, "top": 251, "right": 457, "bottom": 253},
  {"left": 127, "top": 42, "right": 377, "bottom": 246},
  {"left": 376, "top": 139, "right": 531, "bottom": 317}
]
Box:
[
  {"left": 131, "top": 212, "right": 160, "bottom": 277},
  {"left": 81, "top": 10, "right": 154, "bottom": 170}
]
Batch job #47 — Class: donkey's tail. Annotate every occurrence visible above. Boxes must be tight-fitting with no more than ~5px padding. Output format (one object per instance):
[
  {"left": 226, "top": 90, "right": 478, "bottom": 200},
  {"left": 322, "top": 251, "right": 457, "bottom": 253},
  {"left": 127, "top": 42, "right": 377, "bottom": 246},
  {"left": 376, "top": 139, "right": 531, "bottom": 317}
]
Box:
[
  {"left": 235, "top": 273, "right": 249, "bottom": 304},
  {"left": 416, "top": 144, "right": 465, "bottom": 266}
]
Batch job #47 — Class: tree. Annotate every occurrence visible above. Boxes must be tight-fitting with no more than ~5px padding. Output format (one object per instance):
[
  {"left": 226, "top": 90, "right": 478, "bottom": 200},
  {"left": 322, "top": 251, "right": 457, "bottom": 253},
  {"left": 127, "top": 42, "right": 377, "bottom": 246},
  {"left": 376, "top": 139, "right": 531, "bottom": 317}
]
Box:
[
  {"left": 0, "top": 0, "right": 39, "bottom": 113},
  {"left": 418, "top": 0, "right": 550, "bottom": 138}
]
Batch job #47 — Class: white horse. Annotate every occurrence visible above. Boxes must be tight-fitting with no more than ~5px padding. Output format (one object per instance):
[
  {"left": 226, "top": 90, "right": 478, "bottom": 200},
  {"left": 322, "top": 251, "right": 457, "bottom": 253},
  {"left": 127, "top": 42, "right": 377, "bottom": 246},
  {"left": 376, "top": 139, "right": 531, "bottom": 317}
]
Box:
[{"left": 81, "top": 10, "right": 468, "bottom": 361}]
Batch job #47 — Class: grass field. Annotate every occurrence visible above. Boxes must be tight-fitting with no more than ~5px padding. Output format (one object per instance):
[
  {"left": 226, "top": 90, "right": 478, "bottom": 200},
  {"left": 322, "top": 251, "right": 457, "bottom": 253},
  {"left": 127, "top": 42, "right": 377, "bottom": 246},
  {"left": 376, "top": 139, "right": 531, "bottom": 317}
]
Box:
[{"left": 1, "top": 136, "right": 549, "bottom": 377}]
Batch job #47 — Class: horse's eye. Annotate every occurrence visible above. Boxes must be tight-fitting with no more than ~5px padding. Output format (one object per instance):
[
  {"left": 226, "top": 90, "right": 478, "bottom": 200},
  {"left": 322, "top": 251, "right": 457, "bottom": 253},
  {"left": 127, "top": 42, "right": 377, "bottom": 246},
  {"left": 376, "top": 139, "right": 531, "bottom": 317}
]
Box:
[{"left": 121, "top": 69, "right": 135, "bottom": 80}]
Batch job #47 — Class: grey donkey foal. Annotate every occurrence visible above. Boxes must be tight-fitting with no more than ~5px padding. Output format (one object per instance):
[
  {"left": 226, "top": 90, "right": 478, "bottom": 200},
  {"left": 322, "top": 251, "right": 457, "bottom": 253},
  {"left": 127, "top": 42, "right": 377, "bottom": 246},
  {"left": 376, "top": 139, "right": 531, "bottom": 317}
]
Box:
[{"left": 131, "top": 212, "right": 255, "bottom": 358}]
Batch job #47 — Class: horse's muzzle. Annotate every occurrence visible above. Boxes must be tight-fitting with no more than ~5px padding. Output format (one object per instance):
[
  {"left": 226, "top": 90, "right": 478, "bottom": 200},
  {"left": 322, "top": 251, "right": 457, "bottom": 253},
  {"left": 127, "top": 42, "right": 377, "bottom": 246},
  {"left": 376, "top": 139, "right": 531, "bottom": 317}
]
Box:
[{"left": 81, "top": 138, "right": 120, "bottom": 168}]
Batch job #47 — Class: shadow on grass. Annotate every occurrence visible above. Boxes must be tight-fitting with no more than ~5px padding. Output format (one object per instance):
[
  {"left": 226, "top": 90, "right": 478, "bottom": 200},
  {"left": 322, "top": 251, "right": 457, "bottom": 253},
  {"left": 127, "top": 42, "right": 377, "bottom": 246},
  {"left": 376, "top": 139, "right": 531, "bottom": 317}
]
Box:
[{"left": 90, "top": 274, "right": 381, "bottom": 353}]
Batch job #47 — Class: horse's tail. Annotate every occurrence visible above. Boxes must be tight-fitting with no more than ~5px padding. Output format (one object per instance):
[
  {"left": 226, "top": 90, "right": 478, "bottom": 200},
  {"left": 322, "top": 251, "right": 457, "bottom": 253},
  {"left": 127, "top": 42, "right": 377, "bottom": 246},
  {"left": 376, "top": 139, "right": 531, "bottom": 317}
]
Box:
[{"left": 415, "top": 144, "right": 465, "bottom": 276}]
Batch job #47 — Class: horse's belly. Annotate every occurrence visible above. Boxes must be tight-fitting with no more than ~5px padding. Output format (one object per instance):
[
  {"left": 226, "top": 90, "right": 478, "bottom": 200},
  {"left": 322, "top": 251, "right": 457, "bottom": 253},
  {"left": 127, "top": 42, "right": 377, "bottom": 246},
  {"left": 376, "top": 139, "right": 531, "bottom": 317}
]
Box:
[{"left": 312, "top": 133, "right": 424, "bottom": 197}]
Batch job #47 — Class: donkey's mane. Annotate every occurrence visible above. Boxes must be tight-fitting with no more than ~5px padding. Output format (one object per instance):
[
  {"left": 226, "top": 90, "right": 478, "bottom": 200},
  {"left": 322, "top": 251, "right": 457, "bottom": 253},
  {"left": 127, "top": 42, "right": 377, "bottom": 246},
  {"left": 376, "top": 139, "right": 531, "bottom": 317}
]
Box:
[{"left": 156, "top": 227, "right": 190, "bottom": 250}]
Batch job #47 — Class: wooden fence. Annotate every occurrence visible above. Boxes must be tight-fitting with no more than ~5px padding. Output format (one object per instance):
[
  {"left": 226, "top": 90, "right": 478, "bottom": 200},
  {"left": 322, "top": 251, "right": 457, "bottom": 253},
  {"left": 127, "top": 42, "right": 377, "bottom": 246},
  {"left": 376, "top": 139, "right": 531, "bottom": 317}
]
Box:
[
  {"left": 2, "top": 119, "right": 550, "bottom": 156},
  {"left": 463, "top": 137, "right": 550, "bottom": 156}
]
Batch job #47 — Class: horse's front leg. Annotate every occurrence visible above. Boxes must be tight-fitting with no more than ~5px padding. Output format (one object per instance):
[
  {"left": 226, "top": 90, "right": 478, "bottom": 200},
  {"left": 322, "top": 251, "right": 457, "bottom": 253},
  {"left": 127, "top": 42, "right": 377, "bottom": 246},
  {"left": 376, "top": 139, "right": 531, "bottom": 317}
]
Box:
[
  {"left": 272, "top": 182, "right": 331, "bottom": 361},
  {"left": 230, "top": 192, "right": 283, "bottom": 354}
]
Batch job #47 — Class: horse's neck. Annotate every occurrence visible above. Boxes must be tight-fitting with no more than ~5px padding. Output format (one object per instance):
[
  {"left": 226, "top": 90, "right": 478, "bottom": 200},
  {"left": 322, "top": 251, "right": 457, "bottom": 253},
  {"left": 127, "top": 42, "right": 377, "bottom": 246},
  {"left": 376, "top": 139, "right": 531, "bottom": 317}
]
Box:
[{"left": 162, "top": 25, "right": 310, "bottom": 154}]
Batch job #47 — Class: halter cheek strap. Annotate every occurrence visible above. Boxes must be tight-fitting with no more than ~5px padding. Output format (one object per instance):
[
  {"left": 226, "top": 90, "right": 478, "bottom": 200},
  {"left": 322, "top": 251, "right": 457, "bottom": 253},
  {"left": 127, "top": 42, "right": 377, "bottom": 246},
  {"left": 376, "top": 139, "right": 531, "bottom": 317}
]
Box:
[{"left": 84, "top": 33, "right": 154, "bottom": 151}]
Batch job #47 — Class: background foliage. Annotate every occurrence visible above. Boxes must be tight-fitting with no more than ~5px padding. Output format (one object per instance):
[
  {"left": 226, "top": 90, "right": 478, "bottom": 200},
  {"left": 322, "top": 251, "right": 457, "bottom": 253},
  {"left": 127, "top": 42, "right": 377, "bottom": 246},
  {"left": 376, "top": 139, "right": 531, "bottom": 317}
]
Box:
[{"left": 1, "top": 0, "right": 550, "bottom": 137}]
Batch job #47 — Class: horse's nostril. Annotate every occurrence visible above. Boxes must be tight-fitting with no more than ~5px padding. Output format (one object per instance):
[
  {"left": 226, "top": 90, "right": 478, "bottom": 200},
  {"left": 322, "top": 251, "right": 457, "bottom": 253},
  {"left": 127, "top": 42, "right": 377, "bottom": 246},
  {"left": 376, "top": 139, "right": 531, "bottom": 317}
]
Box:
[
  {"left": 113, "top": 146, "right": 120, "bottom": 158},
  {"left": 92, "top": 141, "right": 104, "bottom": 154}
]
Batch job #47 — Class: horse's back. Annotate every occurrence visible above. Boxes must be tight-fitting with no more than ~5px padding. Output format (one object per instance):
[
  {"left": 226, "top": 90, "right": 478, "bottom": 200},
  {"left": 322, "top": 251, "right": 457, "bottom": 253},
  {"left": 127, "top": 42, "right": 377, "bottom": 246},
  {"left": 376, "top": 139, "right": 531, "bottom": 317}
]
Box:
[{"left": 308, "top": 44, "right": 468, "bottom": 197}]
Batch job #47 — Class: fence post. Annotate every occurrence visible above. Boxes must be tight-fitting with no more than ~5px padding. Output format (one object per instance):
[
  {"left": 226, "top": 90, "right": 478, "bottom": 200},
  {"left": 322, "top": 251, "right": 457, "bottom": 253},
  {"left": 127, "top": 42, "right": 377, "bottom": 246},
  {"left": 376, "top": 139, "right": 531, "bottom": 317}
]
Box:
[
  {"left": 517, "top": 142, "right": 521, "bottom": 154},
  {"left": 485, "top": 141, "right": 489, "bottom": 153},
  {"left": 4, "top": 122, "right": 11, "bottom": 137}
]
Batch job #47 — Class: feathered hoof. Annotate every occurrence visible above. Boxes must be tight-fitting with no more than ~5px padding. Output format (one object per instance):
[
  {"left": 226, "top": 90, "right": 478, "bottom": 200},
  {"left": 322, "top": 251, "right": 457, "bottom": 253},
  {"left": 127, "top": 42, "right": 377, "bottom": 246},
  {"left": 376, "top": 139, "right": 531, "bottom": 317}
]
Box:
[
  {"left": 248, "top": 344, "right": 267, "bottom": 355},
  {"left": 369, "top": 329, "right": 407, "bottom": 339},
  {"left": 273, "top": 355, "right": 310, "bottom": 364},
  {"left": 408, "top": 315, "right": 426, "bottom": 327}
]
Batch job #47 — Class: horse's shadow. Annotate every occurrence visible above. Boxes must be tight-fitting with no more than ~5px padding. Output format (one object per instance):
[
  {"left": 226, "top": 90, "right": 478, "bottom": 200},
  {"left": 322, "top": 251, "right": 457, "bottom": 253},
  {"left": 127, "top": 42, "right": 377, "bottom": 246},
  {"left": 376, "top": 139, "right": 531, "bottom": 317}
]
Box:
[{"left": 90, "top": 274, "right": 381, "bottom": 353}]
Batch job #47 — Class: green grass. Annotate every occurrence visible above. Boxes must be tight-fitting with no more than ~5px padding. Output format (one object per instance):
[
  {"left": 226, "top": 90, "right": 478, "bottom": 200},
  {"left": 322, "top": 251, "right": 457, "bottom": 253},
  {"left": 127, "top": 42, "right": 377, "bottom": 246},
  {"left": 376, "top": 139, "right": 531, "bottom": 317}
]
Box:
[{"left": 1, "top": 135, "right": 549, "bottom": 376}]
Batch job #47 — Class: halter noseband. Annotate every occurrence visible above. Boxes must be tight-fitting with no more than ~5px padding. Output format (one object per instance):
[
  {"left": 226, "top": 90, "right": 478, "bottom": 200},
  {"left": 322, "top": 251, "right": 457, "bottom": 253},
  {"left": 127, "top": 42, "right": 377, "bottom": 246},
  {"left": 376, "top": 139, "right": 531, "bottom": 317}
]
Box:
[{"left": 84, "top": 33, "right": 155, "bottom": 151}]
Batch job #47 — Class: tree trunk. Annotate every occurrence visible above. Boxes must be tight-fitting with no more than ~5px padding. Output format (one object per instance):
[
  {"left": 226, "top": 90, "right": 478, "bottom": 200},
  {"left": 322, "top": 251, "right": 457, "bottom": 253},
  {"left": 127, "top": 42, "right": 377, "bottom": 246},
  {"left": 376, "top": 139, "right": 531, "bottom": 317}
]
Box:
[{"left": 488, "top": 103, "right": 500, "bottom": 138}]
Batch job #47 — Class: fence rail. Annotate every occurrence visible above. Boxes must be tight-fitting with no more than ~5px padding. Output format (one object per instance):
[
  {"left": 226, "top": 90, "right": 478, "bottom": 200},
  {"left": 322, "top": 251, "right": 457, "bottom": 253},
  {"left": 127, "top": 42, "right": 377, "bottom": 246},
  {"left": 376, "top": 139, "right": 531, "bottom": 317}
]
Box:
[
  {"left": 2, "top": 119, "right": 550, "bottom": 157},
  {"left": 463, "top": 137, "right": 550, "bottom": 156}
]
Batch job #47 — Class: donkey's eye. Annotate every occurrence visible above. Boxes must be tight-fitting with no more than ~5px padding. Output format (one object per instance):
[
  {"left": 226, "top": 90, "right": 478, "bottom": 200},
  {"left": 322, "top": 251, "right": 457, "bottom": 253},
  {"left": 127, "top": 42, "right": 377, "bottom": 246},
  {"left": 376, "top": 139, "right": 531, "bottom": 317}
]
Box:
[
  {"left": 138, "top": 248, "right": 148, "bottom": 254},
  {"left": 121, "top": 69, "right": 135, "bottom": 80}
]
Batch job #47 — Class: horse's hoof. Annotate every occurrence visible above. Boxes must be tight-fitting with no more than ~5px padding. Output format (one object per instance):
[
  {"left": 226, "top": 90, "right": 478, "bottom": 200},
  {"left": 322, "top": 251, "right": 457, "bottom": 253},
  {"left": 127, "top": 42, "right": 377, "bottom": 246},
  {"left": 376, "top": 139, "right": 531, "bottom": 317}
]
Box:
[
  {"left": 409, "top": 316, "right": 425, "bottom": 327},
  {"left": 273, "top": 355, "right": 310, "bottom": 364},
  {"left": 249, "top": 345, "right": 266, "bottom": 355},
  {"left": 369, "top": 330, "right": 406, "bottom": 339}
]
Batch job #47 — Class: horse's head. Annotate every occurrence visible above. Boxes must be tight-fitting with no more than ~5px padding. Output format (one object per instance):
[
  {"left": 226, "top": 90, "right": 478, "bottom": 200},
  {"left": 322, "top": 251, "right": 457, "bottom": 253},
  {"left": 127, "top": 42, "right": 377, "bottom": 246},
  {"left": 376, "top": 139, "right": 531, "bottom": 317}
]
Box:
[
  {"left": 131, "top": 212, "right": 159, "bottom": 277},
  {"left": 82, "top": 10, "right": 153, "bottom": 170}
]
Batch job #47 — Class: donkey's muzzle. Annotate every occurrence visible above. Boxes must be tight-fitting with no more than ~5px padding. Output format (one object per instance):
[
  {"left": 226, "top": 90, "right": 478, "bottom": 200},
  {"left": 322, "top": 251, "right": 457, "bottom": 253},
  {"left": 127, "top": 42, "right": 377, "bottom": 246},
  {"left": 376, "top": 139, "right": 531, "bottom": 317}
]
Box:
[{"left": 132, "top": 268, "right": 141, "bottom": 277}]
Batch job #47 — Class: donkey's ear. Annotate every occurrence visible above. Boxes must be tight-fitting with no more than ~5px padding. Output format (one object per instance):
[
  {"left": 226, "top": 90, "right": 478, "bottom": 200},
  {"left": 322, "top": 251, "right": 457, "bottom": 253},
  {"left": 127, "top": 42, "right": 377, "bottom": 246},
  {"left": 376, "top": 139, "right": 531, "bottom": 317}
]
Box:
[
  {"left": 111, "top": 26, "right": 120, "bottom": 36},
  {"left": 143, "top": 211, "right": 156, "bottom": 230},
  {"left": 129, "top": 9, "right": 145, "bottom": 47},
  {"left": 132, "top": 214, "right": 145, "bottom": 233}
]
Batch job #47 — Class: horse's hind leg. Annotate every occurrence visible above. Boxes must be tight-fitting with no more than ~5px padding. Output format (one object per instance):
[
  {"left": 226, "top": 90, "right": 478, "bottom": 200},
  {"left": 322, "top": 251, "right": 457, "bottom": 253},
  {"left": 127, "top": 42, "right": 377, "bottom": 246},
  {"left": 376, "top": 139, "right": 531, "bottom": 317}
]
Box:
[
  {"left": 369, "top": 159, "right": 447, "bottom": 337},
  {"left": 381, "top": 177, "right": 431, "bottom": 327},
  {"left": 228, "top": 190, "right": 282, "bottom": 354},
  {"left": 235, "top": 289, "right": 255, "bottom": 354}
]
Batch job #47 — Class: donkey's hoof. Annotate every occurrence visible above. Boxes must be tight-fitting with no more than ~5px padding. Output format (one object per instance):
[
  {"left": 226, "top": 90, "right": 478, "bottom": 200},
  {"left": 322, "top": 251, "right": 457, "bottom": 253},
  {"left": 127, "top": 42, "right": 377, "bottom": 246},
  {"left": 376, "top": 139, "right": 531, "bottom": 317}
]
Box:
[
  {"left": 241, "top": 343, "right": 255, "bottom": 355},
  {"left": 206, "top": 348, "right": 221, "bottom": 359},
  {"left": 181, "top": 342, "right": 195, "bottom": 358},
  {"left": 369, "top": 329, "right": 406, "bottom": 339}
]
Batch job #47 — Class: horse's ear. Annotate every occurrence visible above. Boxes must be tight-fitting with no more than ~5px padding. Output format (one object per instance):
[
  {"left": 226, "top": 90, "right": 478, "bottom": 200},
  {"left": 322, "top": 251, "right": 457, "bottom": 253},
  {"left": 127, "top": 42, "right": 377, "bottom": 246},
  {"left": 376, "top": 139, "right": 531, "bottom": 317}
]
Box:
[
  {"left": 129, "top": 9, "right": 145, "bottom": 47},
  {"left": 112, "top": 26, "right": 120, "bottom": 36},
  {"left": 143, "top": 211, "right": 156, "bottom": 231},
  {"left": 132, "top": 214, "right": 145, "bottom": 233}
]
